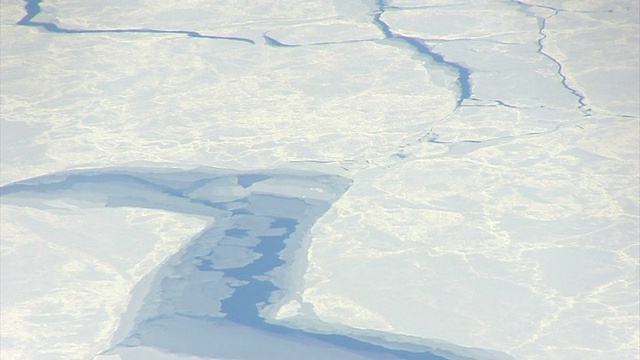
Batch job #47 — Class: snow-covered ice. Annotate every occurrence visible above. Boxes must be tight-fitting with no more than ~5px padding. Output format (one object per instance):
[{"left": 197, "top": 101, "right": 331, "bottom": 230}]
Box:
[{"left": 1, "top": 0, "right": 638, "bottom": 359}]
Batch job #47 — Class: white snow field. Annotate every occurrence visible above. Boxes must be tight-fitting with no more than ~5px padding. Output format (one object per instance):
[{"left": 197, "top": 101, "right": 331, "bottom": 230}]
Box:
[{"left": 1, "top": 0, "right": 638, "bottom": 359}]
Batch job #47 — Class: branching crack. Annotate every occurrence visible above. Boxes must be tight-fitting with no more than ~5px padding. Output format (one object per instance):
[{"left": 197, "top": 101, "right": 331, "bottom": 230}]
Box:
[{"left": 511, "top": 0, "right": 591, "bottom": 115}]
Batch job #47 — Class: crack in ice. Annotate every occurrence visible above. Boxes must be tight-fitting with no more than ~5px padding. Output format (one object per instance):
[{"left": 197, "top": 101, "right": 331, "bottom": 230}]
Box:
[
  {"left": 262, "top": 32, "right": 380, "bottom": 48},
  {"left": 263, "top": 33, "right": 300, "bottom": 48},
  {"left": 18, "top": 0, "right": 255, "bottom": 44},
  {"left": 511, "top": 1, "right": 591, "bottom": 115},
  {"left": 0, "top": 168, "right": 454, "bottom": 360},
  {"left": 373, "top": 0, "right": 472, "bottom": 108}
]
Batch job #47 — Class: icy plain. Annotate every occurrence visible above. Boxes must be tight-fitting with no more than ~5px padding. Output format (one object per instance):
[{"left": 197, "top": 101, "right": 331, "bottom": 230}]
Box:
[{"left": 0, "top": 0, "right": 638, "bottom": 359}]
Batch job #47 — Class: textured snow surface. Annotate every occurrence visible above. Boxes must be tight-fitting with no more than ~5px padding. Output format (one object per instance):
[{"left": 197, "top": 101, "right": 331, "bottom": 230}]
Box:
[{"left": 1, "top": 0, "right": 638, "bottom": 359}]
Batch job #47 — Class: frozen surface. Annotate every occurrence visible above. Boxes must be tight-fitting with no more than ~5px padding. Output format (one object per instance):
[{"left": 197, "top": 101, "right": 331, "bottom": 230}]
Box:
[
  {"left": 1, "top": 0, "right": 639, "bottom": 359},
  {"left": 1, "top": 167, "right": 490, "bottom": 360}
]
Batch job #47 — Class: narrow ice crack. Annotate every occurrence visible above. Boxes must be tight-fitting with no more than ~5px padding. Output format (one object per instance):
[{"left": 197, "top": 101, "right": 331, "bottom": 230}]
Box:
[
  {"left": 421, "top": 123, "right": 562, "bottom": 145},
  {"left": 18, "top": 0, "right": 255, "bottom": 44},
  {"left": 537, "top": 16, "right": 590, "bottom": 114},
  {"left": 462, "top": 100, "right": 519, "bottom": 109},
  {"left": 263, "top": 33, "right": 299, "bottom": 47},
  {"left": 512, "top": 1, "right": 591, "bottom": 115},
  {"left": 373, "top": 0, "right": 472, "bottom": 108}
]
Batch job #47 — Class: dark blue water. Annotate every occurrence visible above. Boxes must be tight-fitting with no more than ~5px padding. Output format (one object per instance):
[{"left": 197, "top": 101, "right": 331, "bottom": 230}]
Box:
[{"left": 0, "top": 168, "right": 450, "bottom": 360}]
